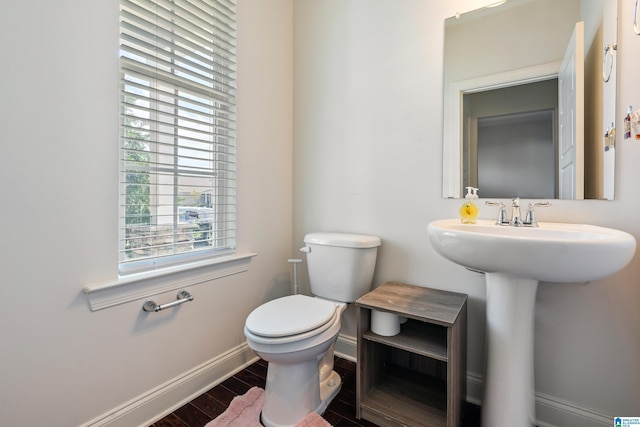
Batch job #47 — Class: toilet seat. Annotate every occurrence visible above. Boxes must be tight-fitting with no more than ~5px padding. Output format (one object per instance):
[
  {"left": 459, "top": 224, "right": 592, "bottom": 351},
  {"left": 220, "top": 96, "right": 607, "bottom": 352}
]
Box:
[{"left": 245, "top": 295, "right": 338, "bottom": 344}]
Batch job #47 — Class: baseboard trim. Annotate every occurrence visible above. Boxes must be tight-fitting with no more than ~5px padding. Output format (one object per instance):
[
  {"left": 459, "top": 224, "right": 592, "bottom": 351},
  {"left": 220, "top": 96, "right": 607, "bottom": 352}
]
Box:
[
  {"left": 334, "top": 333, "right": 357, "bottom": 362},
  {"left": 535, "top": 392, "right": 612, "bottom": 427},
  {"left": 79, "top": 343, "right": 258, "bottom": 427},
  {"left": 465, "top": 371, "right": 484, "bottom": 406}
]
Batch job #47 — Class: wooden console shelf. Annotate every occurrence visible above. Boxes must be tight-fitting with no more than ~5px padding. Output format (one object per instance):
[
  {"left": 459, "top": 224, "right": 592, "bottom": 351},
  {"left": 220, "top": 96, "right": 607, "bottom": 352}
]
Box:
[{"left": 356, "top": 281, "right": 467, "bottom": 427}]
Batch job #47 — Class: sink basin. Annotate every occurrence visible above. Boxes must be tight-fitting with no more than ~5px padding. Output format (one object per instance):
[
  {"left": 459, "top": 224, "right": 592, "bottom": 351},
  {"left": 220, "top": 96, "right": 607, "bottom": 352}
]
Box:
[
  {"left": 428, "top": 218, "right": 636, "bottom": 283},
  {"left": 428, "top": 218, "right": 635, "bottom": 427}
]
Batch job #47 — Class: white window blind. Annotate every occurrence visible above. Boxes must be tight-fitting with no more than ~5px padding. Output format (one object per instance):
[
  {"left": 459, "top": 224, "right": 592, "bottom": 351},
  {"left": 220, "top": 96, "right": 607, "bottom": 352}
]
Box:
[{"left": 119, "top": 0, "right": 236, "bottom": 275}]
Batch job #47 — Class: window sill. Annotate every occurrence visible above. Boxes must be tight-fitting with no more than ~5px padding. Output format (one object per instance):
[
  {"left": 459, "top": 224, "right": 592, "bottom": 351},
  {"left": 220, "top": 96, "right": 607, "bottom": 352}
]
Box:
[{"left": 83, "top": 252, "right": 257, "bottom": 311}]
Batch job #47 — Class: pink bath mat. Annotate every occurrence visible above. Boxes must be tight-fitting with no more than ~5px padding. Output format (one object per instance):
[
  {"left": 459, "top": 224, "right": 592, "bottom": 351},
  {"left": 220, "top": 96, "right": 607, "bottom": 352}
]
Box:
[
  {"left": 292, "top": 411, "right": 332, "bottom": 427},
  {"left": 204, "top": 386, "right": 332, "bottom": 427}
]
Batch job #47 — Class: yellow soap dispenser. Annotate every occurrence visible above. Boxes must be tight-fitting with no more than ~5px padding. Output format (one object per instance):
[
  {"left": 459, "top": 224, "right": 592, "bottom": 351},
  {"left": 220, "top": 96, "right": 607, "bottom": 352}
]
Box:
[{"left": 460, "top": 187, "right": 479, "bottom": 224}]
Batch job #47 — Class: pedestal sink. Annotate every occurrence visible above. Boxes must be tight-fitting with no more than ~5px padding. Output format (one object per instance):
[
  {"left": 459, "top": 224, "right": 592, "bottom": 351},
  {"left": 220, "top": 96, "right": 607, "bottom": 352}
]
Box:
[{"left": 427, "top": 219, "right": 636, "bottom": 427}]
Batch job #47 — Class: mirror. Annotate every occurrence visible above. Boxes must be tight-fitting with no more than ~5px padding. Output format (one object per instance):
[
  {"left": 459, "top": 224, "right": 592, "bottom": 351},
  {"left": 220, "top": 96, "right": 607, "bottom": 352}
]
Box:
[{"left": 442, "top": 0, "right": 618, "bottom": 200}]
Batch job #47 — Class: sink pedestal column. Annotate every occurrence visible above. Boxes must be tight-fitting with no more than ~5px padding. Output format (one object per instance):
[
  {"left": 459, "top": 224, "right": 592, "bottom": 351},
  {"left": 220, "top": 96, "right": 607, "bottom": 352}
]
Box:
[{"left": 483, "top": 273, "right": 538, "bottom": 427}]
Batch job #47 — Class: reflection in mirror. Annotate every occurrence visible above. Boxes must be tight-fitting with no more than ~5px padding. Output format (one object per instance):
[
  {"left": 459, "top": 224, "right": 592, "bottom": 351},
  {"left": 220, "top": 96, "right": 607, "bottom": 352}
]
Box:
[
  {"left": 442, "top": 0, "right": 617, "bottom": 200},
  {"left": 464, "top": 80, "right": 558, "bottom": 199}
]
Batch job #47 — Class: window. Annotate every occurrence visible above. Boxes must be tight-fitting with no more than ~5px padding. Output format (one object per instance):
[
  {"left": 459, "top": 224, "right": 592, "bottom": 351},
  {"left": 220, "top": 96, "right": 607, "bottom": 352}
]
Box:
[{"left": 119, "top": 0, "right": 237, "bottom": 275}]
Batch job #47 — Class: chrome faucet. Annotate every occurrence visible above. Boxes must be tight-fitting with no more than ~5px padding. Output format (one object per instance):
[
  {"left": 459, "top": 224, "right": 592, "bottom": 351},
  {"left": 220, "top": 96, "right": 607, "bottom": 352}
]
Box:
[
  {"left": 485, "top": 197, "right": 551, "bottom": 227},
  {"left": 485, "top": 201, "right": 508, "bottom": 225},
  {"left": 509, "top": 197, "right": 523, "bottom": 226},
  {"left": 523, "top": 201, "right": 551, "bottom": 227}
]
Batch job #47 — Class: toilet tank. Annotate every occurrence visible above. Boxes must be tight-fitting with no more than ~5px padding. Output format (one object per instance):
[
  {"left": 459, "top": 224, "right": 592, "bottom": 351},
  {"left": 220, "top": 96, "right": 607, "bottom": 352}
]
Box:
[{"left": 302, "top": 232, "right": 381, "bottom": 302}]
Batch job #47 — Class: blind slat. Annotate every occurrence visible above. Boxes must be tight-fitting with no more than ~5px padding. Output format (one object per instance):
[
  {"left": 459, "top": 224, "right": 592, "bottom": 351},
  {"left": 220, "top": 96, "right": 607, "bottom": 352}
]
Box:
[
  {"left": 120, "top": 56, "right": 235, "bottom": 101},
  {"left": 119, "top": 28, "right": 236, "bottom": 78},
  {"left": 121, "top": 100, "right": 236, "bottom": 134},
  {"left": 122, "top": 67, "right": 235, "bottom": 110},
  {"left": 121, "top": 0, "right": 237, "bottom": 51},
  {"left": 122, "top": 77, "right": 235, "bottom": 115},
  {"left": 121, "top": 126, "right": 235, "bottom": 151},
  {"left": 119, "top": 18, "right": 236, "bottom": 71}
]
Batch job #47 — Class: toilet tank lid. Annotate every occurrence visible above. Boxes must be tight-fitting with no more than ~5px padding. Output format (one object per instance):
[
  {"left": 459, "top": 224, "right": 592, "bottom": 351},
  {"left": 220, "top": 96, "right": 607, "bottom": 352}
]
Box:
[{"left": 304, "top": 232, "right": 381, "bottom": 248}]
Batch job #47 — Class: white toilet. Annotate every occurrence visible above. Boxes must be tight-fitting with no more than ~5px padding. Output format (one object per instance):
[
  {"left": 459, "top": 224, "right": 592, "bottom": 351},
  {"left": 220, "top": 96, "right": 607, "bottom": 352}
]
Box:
[{"left": 244, "top": 232, "right": 381, "bottom": 427}]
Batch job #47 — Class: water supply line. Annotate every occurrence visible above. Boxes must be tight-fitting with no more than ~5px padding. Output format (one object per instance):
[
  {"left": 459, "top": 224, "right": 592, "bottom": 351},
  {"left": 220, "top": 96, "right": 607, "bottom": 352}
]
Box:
[{"left": 288, "top": 258, "right": 302, "bottom": 294}]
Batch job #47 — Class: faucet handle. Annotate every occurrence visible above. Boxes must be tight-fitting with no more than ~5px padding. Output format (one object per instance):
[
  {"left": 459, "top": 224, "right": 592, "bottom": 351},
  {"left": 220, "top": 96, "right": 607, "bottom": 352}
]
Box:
[
  {"left": 485, "top": 201, "right": 507, "bottom": 225},
  {"left": 529, "top": 201, "right": 551, "bottom": 208},
  {"left": 524, "top": 201, "right": 551, "bottom": 227}
]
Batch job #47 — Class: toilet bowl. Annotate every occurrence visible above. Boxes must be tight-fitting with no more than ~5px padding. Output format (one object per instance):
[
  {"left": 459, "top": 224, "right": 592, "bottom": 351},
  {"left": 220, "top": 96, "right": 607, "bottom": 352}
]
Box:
[
  {"left": 244, "top": 294, "right": 347, "bottom": 427},
  {"left": 244, "top": 232, "right": 381, "bottom": 427}
]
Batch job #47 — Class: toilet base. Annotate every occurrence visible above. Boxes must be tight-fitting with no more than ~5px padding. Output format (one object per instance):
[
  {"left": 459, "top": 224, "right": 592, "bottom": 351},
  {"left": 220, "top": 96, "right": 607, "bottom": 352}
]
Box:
[
  {"left": 318, "top": 369, "right": 342, "bottom": 413},
  {"left": 260, "top": 362, "right": 342, "bottom": 427}
]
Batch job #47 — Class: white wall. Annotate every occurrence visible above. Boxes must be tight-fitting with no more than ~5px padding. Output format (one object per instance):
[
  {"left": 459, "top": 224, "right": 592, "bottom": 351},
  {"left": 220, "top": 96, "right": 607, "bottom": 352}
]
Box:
[
  {"left": 0, "top": 0, "right": 293, "bottom": 426},
  {"left": 293, "top": 0, "right": 640, "bottom": 425}
]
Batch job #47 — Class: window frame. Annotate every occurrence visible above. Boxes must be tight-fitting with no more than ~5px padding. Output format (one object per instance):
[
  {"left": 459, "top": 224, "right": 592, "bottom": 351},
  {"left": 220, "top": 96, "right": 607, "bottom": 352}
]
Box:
[{"left": 118, "top": 0, "right": 238, "bottom": 276}]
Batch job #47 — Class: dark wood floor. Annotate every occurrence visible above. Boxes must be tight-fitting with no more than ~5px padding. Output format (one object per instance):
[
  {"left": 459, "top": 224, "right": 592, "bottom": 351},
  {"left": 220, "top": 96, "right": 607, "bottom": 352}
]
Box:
[{"left": 149, "top": 357, "right": 481, "bottom": 427}]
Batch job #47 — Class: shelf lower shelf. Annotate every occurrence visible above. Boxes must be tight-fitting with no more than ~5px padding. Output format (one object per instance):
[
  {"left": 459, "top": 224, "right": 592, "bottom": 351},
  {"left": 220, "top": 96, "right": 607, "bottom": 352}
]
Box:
[
  {"left": 362, "top": 320, "right": 448, "bottom": 361},
  {"left": 359, "top": 365, "right": 447, "bottom": 427}
]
